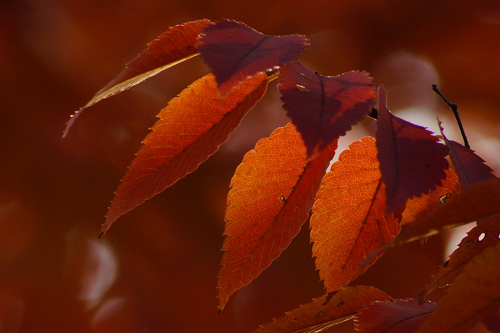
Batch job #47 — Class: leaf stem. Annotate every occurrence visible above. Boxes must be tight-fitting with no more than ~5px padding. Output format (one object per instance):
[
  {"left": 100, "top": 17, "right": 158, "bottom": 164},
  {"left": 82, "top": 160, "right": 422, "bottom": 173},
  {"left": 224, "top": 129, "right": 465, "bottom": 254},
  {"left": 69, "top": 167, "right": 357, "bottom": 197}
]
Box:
[{"left": 432, "top": 84, "right": 470, "bottom": 148}]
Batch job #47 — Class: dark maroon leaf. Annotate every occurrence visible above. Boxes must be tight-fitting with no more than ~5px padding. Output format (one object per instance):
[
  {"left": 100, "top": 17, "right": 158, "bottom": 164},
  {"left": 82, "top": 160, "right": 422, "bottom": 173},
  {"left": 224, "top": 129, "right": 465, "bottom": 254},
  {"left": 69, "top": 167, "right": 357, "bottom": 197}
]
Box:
[
  {"left": 197, "top": 20, "right": 308, "bottom": 95},
  {"left": 483, "top": 306, "right": 500, "bottom": 332},
  {"left": 355, "top": 299, "right": 436, "bottom": 333},
  {"left": 376, "top": 86, "right": 448, "bottom": 214},
  {"left": 439, "top": 121, "right": 495, "bottom": 189},
  {"left": 279, "top": 61, "right": 376, "bottom": 158}
]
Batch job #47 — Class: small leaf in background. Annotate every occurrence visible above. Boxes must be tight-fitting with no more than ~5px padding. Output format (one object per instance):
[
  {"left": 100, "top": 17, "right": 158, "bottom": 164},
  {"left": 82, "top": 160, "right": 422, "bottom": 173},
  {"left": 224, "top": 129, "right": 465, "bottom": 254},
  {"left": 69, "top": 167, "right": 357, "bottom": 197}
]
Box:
[
  {"left": 218, "top": 122, "right": 337, "bottom": 311},
  {"left": 401, "top": 168, "right": 461, "bottom": 226},
  {"left": 439, "top": 120, "right": 495, "bottom": 189},
  {"left": 197, "top": 20, "right": 308, "bottom": 95},
  {"left": 417, "top": 242, "right": 500, "bottom": 332},
  {"left": 419, "top": 216, "right": 500, "bottom": 301},
  {"left": 376, "top": 86, "right": 448, "bottom": 214},
  {"left": 279, "top": 61, "right": 376, "bottom": 158},
  {"left": 310, "top": 137, "right": 401, "bottom": 293},
  {"left": 64, "top": 19, "right": 211, "bottom": 137},
  {"left": 255, "top": 286, "right": 391, "bottom": 333},
  {"left": 355, "top": 299, "right": 436, "bottom": 333},
  {"left": 102, "top": 72, "right": 268, "bottom": 235},
  {"left": 392, "top": 177, "right": 500, "bottom": 245}
]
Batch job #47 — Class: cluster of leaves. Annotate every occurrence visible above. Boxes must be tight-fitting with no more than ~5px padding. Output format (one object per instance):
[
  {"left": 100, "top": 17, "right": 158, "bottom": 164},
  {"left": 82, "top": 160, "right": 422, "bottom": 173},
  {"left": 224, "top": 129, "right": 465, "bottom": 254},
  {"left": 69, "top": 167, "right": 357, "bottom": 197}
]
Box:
[{"left": 66, "top": 19, "right": 500, "bottom": 332}]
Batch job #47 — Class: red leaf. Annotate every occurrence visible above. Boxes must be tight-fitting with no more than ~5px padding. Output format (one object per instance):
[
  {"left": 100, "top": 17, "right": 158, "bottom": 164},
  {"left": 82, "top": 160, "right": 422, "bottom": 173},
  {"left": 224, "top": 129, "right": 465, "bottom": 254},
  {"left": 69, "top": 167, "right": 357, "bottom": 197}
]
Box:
[
  {"left": 218, "top": 122, "right": 337, "bottom": 310},
  {"left": 197, "top": 20, "right": 308, "bottom": 95},
  {"left": 64, "top": 19, "right": 211, "bottom": 137},
  {"left": 439, "top": 121, "right": 495, "bottom": 189},
  {"left": 255, "top": 286, "right": 392, "bottom": 333},
  {"left": 279, "top": 61, "right": 376, "bottom": 158},
  {"left": 310, "top": 137, "right": 401, "bottom": 292},
  {"left": 355, "top": 299, "right": 436, "bottom": 333},
  {"left": 483, "top": 306, "right": 500, "bottom": 332},
  {"left": 391, "top": 177, "right": 500, "bottom": 245},
  {"left": 376, "top": 86, "right": 448, "bottom": 214},
  {"left": 102, "top": 73, "right": 268, "bottom": 235},
  {"left": 419, "top": 216, "right": 500, "bottom": 301},
  {"left": 417, "top": 242, "right": 500, "bottom": 332}
]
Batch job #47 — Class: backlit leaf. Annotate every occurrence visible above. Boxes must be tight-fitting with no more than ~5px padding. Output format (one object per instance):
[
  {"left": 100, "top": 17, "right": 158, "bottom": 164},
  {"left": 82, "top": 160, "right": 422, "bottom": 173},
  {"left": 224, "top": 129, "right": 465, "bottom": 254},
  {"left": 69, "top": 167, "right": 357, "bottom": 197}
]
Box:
[
  {"left": 419, "top": 216, "right": 500, "bottom": 301},
  {"left": 218, "top": 122, "right": 337, "bottom": 310},
  {"left": 197, "top": 20, "right": 308, "bottom": 95},
  {"left": 417, "top": 242, "right": 500, "bottom": 332},
  {"left": 310, "top": 137, "right": 401, "bottom": 292},
  {"left": 439, "top": 121, "right": 495, "bottom": 189},
  {"left": 391, "top": 177, "right": 500, "bottom": 245},
  {"left": 279, "top": 61, "right": 376, "bottom": 158},
  {"left": 376, "top": 86, "right": 448, "bottom": 214},
  {"left": 64, "top": 19, "right": 211, "bottom": 137},
  {"left": 102, "top": 72, "right": 268, "bottom": 235},
  {"left": 355, "top": 299, "right": 436, "bottom": 333},
  {"left": 255, "top": 286, "right": 391, "bottom": 333}
]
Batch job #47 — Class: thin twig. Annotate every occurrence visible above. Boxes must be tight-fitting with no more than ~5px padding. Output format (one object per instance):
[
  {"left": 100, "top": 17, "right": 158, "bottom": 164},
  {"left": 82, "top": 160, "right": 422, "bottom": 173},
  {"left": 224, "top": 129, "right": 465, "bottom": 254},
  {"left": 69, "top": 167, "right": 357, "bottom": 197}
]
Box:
[{"left": 432, "top": 84, "right": 470, "bottom": 148}]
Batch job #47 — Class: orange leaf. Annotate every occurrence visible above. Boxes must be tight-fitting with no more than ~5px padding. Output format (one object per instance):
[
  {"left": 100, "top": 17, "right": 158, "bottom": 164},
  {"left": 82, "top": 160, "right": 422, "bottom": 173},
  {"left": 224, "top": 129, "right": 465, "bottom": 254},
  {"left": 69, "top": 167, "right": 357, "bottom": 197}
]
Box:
[
  {"left": 310, "top": 137, "right": 401, "bottom": 292},
  {"left": 64, "top": 19, "right": 211, "bottom": 137},
  {"left": 419, "top": 215, "right": 500, "bottom": 301},
  {"left": 401, "top": 168, "right": 461, "bottom": 226},
  {"left": 417, "top": 241, "right": 500, "bottom": 332},
  {"left": 392, "top": 177, "right": 500, "bottom": 245},
  {"left": 355, "top": 299, "right": 436, "bottom": 333},
  {"left": 102, "top": 72, "right": 268, "bottom": 235},
  {"left": 255, "top": 286, "right": 391, "bottom": 333},
  {"left": 218, "top": 122, "right": 337, "bottom": 310}
]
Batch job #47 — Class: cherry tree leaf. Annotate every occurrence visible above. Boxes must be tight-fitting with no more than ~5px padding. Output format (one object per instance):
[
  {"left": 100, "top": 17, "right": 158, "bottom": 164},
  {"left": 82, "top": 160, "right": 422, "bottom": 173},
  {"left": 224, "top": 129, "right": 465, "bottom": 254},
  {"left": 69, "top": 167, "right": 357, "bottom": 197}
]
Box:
[
  {"left": 376, "top": 86, "right": 448, "bottom": 214},
  {"left": 279, "top": 61, "right": 376, "bottom": 158},
  {"left": 417, "top": 242, "right": 500, "bottom": 332},
  {"left": 401, "top": 168, "right": 461, "bottom": 226},
  {"left": 355, "top": 299, "right": 437, "bottom": 333},
  {"left": 310, "top": 137, "right": 401, "bottom": 292},
  {"left": 255, "top": 286, "right": 391, "bottom": 333},
  {"left": 419, "top": 216, "right": 500, "bottom": 301},
  {"left": 64, "top": 19, "right": 211, "bottom": 137},
  {"left": 218, "top": 122, "right": 337, "bottom": 310},
  {"left": 102, "top": 72, "right": 268, "bottom": 235},
  {"left": 391, "top": 177, "right": 500, "bottom": 245},
  {"left": 197, "top": 20, "right": 308, "bottom": 95}
]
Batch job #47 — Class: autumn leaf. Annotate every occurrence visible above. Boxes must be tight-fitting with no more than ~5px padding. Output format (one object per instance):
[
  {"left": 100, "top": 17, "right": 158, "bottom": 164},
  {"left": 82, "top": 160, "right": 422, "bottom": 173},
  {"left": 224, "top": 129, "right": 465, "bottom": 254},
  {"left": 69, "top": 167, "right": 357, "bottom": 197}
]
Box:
[
  {"left": 376, "top": 86, "right": 448, "bottom": 214},
  {"left": 417, "top": 241, "right": 500, "bottom": 332},
  {"left": 310, "top": 137, "right": 401, "bottom": 293},
  {"left": 355, "top": 299, "right": 437, "bottom": 333},
  {"left": 419, "top": 216, "right": 500, "bottom": 301},
  {"left": 279, "top": 61, "right": 376, "bottom": 158},
  {"left": 439, "top": 121, "right": 495, "bottom": 189},
  {"left": 391, "top": 177, "right": 500, "bottom": 245},
  {"left": 197, "top": 19, "right": 308, "bottom": 95},
  {"left": 401, "top": 168, "right": 461, "bottom": 226},
  {"left": 482, "top": 306, "right": 500, "bottom": 332},
  {"left": 218, "top": 122, "right": 337, "bottom": 310},
  {"left": 63, "top": 19, "right": 211, "bottom": 137},
  {"left": 255, "top": 286, "right": 391, "bottom": 333},
  {"left": 102, "top": 72, "right": 268, "bottom": 235}
]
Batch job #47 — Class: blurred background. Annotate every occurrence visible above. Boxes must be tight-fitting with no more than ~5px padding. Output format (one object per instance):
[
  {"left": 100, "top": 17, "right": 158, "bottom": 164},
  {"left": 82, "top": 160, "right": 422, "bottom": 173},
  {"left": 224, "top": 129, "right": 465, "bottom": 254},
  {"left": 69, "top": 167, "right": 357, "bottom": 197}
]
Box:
[{"left": 1, "top": 0, "right": 499, "bottom": 332}]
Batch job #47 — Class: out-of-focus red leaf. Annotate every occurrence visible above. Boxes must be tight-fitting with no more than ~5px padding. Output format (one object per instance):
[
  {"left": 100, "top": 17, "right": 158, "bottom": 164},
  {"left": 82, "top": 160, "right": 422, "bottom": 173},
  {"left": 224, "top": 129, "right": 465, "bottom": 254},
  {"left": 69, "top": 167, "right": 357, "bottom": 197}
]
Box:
[
  {"left": 401, "top": 168, "right": 461, "bottom": 226},
  {"left": 197, "top": 19, "right": 308, "bottom": 95},
  {"left": 482, "top": 306, "right": 500, "bottom": 332},
  {"left": 439, "top": 121, "right": 495, "bottom": 190},
  {"left": 417, "top": 242, "right": 500, "bottom": 332},
  {"left": 218, "top": 122, "right": 337, "bottom": 310},
  {"left": 392, "top": 177, "right": 500, "bottom": 245},
  {"left": 419, "top": 216, "right": 500, "bottom": 301},
  {"left": 310, "top": 137, "right": 401, "bottom": 292},
  {"left": 102, "top": 73, "right": 268, "bottom": 235},
  {"left": 279, "top": 61, "right": 376, "bottom": 158},
  {"left": 64, "top": 19, "right": 211, "bottom": 137},
  {"left": 355, "top": 299, "right": 436, "bottom": 333},
  {"left": 255, "top": 286, "right": 392, "bottom": 333},
  {"left": 376, "top": 86, "right": 448, "bottom": 214}
]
